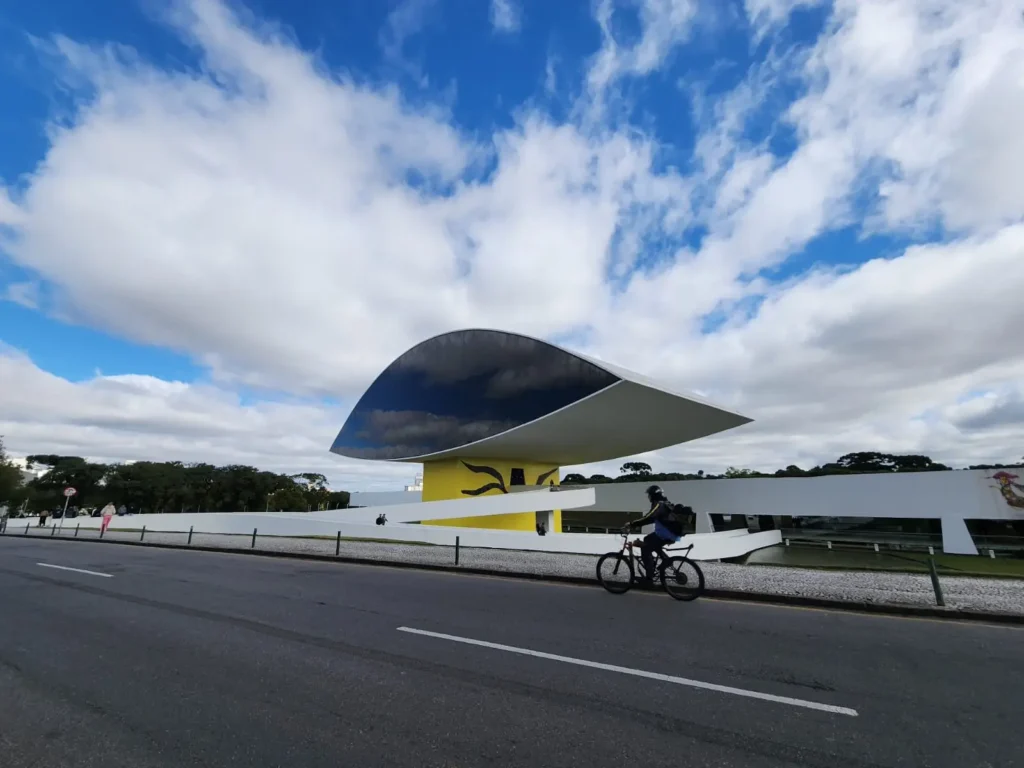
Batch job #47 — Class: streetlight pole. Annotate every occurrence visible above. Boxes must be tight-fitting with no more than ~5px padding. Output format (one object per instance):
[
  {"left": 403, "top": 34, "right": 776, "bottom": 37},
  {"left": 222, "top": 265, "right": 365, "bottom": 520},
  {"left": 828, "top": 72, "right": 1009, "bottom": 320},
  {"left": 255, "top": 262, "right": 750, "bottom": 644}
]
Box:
[
  {"left": 57, "top": 487, "right": 76, "bottom": 535},
  {"left": 58, "top": 494, "right": 70, "bottom": 534}
]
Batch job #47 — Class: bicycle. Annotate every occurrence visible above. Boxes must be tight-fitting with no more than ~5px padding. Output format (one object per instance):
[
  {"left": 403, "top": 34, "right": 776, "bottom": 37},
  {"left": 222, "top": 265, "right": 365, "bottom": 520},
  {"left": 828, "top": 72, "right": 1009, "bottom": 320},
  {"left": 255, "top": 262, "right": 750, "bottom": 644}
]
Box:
[{"left": 596, "top": 532, "right": 705, "bottom": 601}]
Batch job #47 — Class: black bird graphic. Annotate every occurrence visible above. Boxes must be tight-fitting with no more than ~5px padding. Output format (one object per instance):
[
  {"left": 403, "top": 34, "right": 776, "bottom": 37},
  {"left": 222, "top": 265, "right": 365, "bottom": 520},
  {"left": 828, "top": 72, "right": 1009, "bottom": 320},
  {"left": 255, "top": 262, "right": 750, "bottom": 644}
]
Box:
[
  {"left": 460, "top": 461, "right": 508, "bottom": 496},
  {"left": 460, "top": 462, "right": 559, "bottom": 496}
]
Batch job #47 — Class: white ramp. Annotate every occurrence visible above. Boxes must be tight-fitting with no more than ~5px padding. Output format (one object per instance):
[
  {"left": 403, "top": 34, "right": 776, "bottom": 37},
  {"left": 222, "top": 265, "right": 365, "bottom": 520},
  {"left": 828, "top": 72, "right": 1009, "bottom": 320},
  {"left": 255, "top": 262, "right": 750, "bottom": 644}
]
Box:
[{"left": 305, "top": 487, "right": 595, "bottom": 524}]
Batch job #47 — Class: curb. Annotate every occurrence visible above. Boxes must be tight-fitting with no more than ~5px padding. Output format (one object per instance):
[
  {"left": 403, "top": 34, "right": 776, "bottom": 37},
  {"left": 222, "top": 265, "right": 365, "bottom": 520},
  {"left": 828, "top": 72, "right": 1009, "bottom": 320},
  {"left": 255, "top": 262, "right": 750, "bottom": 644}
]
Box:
[{"left": 7, "top": 531, "right": 1024, "bottom": 626}]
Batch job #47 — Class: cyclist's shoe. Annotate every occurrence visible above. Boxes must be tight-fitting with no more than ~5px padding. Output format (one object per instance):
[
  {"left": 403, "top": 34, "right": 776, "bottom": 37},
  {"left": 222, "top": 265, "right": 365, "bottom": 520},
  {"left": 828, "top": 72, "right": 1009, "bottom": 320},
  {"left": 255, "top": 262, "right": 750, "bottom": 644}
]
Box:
[{"left": 636, "top": 576, "right": 655, "bottom": 589}]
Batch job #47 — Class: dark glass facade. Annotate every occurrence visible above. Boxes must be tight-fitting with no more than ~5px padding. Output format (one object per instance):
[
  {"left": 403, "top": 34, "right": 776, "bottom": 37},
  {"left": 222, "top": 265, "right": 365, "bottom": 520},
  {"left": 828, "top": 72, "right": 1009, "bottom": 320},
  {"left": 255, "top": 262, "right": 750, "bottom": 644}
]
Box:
[{"left": 331, "top": 330, "right": 619, "bottom": 460}]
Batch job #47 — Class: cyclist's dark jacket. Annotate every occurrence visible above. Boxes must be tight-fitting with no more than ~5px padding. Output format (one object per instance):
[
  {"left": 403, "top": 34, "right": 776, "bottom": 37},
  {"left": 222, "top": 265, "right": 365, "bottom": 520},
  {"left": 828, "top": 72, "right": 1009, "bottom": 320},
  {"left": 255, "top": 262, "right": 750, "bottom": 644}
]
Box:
[{"left": 630, "top": 500, "right": 684, "bottom": 538}]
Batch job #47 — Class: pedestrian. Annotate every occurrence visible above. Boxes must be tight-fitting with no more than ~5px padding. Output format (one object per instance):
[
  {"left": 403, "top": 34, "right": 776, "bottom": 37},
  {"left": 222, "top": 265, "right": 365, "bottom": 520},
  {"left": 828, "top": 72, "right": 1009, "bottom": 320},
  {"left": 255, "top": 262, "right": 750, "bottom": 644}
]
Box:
[
  {"left": 100, "top": 503, "right": 116, "bottom": 535},
  {"left": 39, "top": 509, "right": 49, "bottom": 527},
  {"left": 0, "top": 507, "right": 9, "bottom": 534}
]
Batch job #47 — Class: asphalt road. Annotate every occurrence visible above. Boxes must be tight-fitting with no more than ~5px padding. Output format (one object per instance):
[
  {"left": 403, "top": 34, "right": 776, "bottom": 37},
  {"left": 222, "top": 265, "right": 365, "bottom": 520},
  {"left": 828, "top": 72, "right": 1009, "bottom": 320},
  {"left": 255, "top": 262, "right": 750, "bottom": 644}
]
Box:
[{"left": 0, "top": 537, "right": 1019, "bottom": 768}]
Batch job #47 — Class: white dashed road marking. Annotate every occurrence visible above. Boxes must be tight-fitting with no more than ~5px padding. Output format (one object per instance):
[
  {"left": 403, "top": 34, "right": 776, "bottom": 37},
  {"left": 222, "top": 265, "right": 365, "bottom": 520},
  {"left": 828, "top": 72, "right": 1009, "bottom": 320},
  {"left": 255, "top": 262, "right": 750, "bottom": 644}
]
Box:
[
  {"left": 37, "top": 563, "right": 114, "bottom": 578},
  {"left": 397, "top": 626, "right": 858, "bottom": 717}
]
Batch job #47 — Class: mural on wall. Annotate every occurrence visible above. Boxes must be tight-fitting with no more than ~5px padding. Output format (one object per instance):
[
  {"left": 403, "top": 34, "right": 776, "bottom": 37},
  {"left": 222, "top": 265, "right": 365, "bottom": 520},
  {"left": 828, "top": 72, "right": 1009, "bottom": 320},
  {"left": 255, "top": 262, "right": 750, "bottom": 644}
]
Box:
[
  {"left": 989, "top": 471, "right": 1024, "bottom": 510},
  {"left": 460, "top": 461, "right": 558, "bottom": 496}
]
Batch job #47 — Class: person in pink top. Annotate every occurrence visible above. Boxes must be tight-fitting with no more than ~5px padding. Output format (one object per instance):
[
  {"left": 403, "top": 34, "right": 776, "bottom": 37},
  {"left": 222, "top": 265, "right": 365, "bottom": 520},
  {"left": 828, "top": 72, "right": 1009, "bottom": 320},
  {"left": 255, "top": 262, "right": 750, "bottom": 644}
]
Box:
[{"left": 100, "top": 503, "right": 115, "bottom": 534}]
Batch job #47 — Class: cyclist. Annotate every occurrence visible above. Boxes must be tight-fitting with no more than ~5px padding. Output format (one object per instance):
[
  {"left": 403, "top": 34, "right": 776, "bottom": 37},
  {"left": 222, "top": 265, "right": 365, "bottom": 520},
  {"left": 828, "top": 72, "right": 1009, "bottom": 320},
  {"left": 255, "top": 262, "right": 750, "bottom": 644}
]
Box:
[{"left": 625, "top": 485, "right": 687, "bottom": 585}]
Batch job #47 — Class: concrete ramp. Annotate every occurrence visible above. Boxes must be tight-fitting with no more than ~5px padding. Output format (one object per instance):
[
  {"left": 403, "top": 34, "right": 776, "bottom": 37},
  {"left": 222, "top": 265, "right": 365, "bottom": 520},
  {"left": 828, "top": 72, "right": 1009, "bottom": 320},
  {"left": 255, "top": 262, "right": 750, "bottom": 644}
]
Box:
[
  {"left": 305, "top": 487, "right": 595, "bottom": 524},
  {"left": 13, "top": 487, "right": 781, "bottom": 560}
]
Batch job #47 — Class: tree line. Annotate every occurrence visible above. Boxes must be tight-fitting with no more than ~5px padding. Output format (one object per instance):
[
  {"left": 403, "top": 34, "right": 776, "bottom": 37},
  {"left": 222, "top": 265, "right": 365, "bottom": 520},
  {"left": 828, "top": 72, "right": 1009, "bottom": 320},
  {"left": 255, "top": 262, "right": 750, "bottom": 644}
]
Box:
[
  {"left": 0, "top": 439, "right": 349, "bottom": 516},
  {"left": 5, "top": 441, "right": 1021, "bottom": 515},
  {"left": 562, "top": 452, "right": 1024, "bottom": 485}
]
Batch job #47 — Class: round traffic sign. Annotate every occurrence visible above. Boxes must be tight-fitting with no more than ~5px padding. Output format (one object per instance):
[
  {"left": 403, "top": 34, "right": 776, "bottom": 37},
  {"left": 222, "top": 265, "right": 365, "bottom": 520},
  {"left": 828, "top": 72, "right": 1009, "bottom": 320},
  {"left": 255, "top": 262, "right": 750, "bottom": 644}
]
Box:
[{"left": 63, "top": 487, "right": 77, "bottom": 498}]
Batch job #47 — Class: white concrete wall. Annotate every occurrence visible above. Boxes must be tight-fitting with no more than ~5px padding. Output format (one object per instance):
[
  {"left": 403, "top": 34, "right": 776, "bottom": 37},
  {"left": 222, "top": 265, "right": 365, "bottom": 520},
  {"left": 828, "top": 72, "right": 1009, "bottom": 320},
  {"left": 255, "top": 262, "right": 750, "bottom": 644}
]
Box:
[
  {"left": 19, "top": 511, "right": 779, "bottom": 560},
  {"left": 349, "top": 490, "right": 421, "bottom": 507},
  {"left": 309, "top": 487, "right": 595, "bottom": 524},
  {"left": 16, "top": 469, "right": 1018, "bottom": 558},
  {"left": 575, "top": 469, "right": 1024, "bottom": 555},
  {"left": 353, "top": 469, "right": 1021, "bottom": 522},
  {"left": 585, "top": 469, "right": 1019, "bottom": 521}
]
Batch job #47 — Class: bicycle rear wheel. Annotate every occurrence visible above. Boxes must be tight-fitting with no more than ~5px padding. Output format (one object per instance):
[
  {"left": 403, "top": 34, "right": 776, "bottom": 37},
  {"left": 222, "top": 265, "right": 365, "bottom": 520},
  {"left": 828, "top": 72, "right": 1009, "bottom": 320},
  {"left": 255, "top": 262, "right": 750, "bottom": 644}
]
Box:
[
  {"left": 596, "top": 553, "right": 634, "bottom": 594},
  {"left": 661, "top": 557, "right": 704, "bottom": 601}
]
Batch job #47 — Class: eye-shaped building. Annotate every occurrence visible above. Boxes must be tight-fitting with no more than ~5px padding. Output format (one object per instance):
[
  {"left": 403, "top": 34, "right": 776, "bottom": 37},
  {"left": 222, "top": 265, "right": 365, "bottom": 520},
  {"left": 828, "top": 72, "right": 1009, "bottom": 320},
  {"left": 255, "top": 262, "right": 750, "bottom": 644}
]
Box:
[{"left": 331, "top": 329, "right": 752, "bottom": 531}]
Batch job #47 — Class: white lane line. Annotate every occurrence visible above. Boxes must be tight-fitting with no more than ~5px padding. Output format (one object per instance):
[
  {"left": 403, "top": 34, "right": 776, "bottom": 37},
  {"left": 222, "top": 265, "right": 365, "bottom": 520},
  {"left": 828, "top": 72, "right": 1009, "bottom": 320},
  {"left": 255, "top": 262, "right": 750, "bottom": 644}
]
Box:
[
  {"left": 397, "top": 626, "right": 858, "bottom": 717},
  {"left": 37, "top": 563, "right": 114, "bottom": 579}
]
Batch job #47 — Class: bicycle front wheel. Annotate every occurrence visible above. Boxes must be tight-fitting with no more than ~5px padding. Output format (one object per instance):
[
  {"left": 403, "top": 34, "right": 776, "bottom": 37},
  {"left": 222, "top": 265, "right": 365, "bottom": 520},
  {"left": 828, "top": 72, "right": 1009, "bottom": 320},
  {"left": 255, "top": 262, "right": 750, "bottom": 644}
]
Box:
[
  {"left": 661, "top": 557, "right": 704, "bottom": 601},
  {"left": 596, "top": 553, "right": 634, "bottom": 594}
]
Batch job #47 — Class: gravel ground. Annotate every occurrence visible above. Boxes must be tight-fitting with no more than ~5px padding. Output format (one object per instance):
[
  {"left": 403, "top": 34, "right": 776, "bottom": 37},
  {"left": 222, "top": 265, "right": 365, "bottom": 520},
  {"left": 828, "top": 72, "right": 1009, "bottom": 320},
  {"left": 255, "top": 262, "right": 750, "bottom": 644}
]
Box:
[{"left": 14, "top": 526, "right": 1024, "bottom": 616}]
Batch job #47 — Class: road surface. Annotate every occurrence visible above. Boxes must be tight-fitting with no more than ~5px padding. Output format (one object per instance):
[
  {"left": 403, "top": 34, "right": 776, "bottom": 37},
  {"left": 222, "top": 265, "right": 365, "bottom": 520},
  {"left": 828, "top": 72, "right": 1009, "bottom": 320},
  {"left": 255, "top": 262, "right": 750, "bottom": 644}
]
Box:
[{"left": 0, "top": 536, "right": 1019, "bottom": 767}]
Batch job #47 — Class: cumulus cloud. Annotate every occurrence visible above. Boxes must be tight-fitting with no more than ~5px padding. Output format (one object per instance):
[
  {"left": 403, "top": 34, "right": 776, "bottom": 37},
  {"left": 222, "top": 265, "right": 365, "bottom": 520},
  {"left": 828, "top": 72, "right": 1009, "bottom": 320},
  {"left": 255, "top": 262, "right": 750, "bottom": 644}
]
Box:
[
  {"left": 0, "top": 348, "right": 410, "bottom": 489},
  {"left": 1, "top": 0, "right": 1023, "bottom": 488}
]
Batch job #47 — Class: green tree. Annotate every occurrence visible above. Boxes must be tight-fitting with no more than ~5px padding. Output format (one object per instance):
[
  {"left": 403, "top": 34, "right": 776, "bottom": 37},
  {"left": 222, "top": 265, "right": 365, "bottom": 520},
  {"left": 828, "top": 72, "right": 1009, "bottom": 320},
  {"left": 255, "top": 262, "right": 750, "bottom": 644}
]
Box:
[
  {"left": 0, "top": 437, "right": 26, "bottom": 506},
  {"left": 723, "top": 467, "right": 762, "bottom": 478},
  {"left": 619, "top": 461, "right": 652, "bottom": 477},
  {"left": 293, "top": 472, "right": 328, "bottom": 491},
  {"left": 812, "top": 452, "right": 953, "bottom": 475},
  {"left": 26, "top": 455, "right": 109, "bottom": 510},
  {"left": 293, "top": 472, "right": 331, "bottom": 510},
  {"left": 325, "top": 490, "right": 350, "bottom": 509},
  {"left": 774, "top": 465, "right": 808, "bottom": 477},
  {"left": 12, "top": 449, "right": 350, "bottom": 514},
  {"left": 268, "top": 484, "right": 307, "bottom": 511},
  {"left": 891, "top": 454, "right": 951, "bottom": 472}
]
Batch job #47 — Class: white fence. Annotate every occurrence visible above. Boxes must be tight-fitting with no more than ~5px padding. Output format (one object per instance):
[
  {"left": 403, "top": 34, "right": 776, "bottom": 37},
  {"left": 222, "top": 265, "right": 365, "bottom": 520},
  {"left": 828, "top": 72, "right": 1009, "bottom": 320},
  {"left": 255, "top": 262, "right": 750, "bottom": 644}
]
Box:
[{"left": 13, "top": 490, "right": 781, "bottom": 561}]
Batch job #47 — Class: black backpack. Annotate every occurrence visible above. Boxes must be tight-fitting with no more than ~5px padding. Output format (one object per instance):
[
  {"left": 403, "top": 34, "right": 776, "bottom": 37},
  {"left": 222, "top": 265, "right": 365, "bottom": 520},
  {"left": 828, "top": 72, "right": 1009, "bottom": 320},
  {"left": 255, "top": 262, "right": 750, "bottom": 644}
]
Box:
[{"left": 657, "top": 502, "right": 686, "bottom": 535}]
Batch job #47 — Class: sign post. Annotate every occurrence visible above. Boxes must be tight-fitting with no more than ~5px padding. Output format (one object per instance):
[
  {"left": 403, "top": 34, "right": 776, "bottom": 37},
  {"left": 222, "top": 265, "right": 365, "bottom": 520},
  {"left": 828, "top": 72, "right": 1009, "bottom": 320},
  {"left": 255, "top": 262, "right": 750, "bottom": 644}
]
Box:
[{"left": 58, "top": 487, "right": 77, "bottom": 534}]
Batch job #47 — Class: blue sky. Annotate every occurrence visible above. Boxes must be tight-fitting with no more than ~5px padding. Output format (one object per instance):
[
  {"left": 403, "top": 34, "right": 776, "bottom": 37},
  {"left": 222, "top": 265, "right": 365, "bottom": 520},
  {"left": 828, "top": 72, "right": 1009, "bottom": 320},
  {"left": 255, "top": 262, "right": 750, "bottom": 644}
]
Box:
[
  {"left": 0, "top": 0, "right": 885, "bottom": 386},
  {"left": 0, "top": 0, "right": 1021, "bottom": 485},
  {"left": 0, "top": 0, "right": 595, "bottom": 385}
]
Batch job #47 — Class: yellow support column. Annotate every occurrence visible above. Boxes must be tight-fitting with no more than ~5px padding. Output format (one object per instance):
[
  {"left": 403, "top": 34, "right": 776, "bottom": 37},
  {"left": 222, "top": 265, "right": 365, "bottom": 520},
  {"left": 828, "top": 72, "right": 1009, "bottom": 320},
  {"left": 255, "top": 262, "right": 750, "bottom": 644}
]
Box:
[{"left": 420, "top": 458, "right": 561, "bottom": 532}]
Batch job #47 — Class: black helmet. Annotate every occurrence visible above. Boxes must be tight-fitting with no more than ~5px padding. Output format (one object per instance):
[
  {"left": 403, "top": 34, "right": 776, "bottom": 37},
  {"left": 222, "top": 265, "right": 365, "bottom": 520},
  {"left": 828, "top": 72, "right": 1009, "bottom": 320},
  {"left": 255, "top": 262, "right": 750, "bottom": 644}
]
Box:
[{"left": 645, "top": 485, "right": 665, "bottom": 501}]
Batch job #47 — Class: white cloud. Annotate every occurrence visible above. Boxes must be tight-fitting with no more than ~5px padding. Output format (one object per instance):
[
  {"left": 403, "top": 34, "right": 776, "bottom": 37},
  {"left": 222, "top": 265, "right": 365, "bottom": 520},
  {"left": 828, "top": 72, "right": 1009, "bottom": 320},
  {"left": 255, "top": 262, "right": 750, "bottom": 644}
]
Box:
[
  {"left": 587, "top": 0, "right": 699, "bottom": 103},
  {"left": 0, "top": 187, "right": 25, "bottom": 227},
  {"left": 2, "top": 281, "right": 40, "bottom": 309},
  {"left": 1, "top": 0, "right": 1024, "bottom": 488},
  {"left": 490, "top": 0, "right": 521, "bottom": 34},
  {"left": 744, "top": 0, "right": 825, "bottom": 38},
  {"left": 2, "top": 10, "right": 681, "bottom": 399},
  {"left": 790, "top": 0, "right": 1024, "bottom": 234},
  {"left": 380, "top": 0, "right": 438, "bottom": 61},
  {"left": 0, "top": 348, "right": 411, "bottom": 489},
  {"left": 580, "top": 224, "right": 1024, "bottom": 474}
]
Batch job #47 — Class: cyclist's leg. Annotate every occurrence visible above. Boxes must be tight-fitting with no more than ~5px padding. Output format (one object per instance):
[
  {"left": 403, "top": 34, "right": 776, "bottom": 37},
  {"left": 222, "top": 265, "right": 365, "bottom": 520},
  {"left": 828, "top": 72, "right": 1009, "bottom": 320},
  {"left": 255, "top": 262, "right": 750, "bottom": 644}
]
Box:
[{"left": 639, "top": 533, "right": 662, "bottom": 579}]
